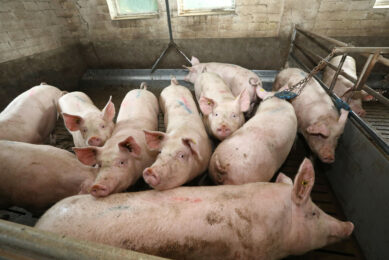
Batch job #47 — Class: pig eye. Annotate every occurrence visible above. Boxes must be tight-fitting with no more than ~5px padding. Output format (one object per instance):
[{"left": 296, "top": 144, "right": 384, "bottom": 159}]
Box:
[
  {"left": 232, "top": 114, "right": 237, "bottom": 118},
  {"left": 82, "top": 129, "right": 87, "bottom": 133},
  {"left": 120, "top": 161, "right": 124, "bottom": 165},
  {"left": 101, "top": 125, "right": 105, "bottom": 129},
  {"left": 312, "top": 212, "right": 316, "bottom": 216},
  {"left": 214, "top": 113, "right": 219, "bottom": 117}
]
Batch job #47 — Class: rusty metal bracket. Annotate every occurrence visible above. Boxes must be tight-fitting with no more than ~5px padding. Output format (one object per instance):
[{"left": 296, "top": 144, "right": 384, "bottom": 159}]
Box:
[
  {"left": 151, "top": 0, "right": 191, "bottom": 73},
  {"left": 354, "top": 51, "right": 381, "bottom": 92},
  {"left": 329, "top": 54, "right": 348, "bottom": 92}
]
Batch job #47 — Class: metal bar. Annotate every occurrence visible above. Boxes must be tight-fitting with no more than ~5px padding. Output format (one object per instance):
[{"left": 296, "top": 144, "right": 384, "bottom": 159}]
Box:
[
  {"left": 294, "top": 42, "right": 317, "bottom": 67},
  {"left": 172, "top": 42, "right": 191, "bottom": 64},
  {"left": 165, "top": 0, "right": 173, "bottom": 42},
  {"left": 295, "top": 26, "right": 389, "bottom": 67},
  {"left": 151, "top": 42, "right": 171, "bottom": 73},
  {"left": 329, "top": 54, "right": 347, "bottom": 92},
  {"left": 293, "top": 42, "right": 389, "bottom": 107},
  {"left": 354, "top": 51, "right": 381, "bottom": 91},
  {"left": 295, "top": 27, "right": 332, "bottom": 53},
  {"left": 290, "top": 53, "right": 389, "bottom": 155},
  {"left": 0, "top": 219, "right": 166, "bottom": 260},
  {"left": 334, "top": 47, "right": 389, "bottom": 54}
]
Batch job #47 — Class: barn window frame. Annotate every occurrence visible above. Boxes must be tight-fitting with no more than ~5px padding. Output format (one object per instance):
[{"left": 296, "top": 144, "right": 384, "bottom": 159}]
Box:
[
  {"left": 106, "top": 0, "right": 159, "bottom": 20},
  {"left": 177, "top": 0, "right": 235, "bottom": 16},
  {"left": 373, "top": 0, "right": 389, "bottom": 8}
]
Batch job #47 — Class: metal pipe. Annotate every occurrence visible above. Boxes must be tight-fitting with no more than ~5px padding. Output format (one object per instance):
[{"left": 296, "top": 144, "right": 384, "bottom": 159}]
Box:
[
  {"left": 293, "top": 42, "right": 389, "bottom": 107},
  {"left": 165, "top": 0, "right": 173, "bottom": 42},
  {"left": 354, "top": 51, "right": 381, "bottom": 91},
  {"left": 285, "top": 24, "right": 297, "bottom": 68},
  {"left": 294, "top": 42, "right": 317, "bottom": 67},
  {"left": 329, "top": 54, "right": 347, "bottom": 92},
  {"left": 0, "top": 219, "right": 165, "bottom": 260},
  {"left": 294, "top": 27, "right": 332, "bottom": 53},
  {"left": 151, "top": 42, "right": 171, "bottom": 72},
  {"left": 334, "top": 47, "right": 389, "bottom": 54},
  {"left": 296, "top": 26, "right": 389, "bottom": 67},
  {"left": 290, "top": 53, "right": 389, "bottom": 155},
  {"left": 173, "top": 42, "right": 191, "bottom": 64}
]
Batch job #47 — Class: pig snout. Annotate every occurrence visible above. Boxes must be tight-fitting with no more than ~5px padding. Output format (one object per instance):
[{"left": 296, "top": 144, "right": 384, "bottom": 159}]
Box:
[
  {"left": 328, "top": 221, "right": 354, "bottom": 244},
  {"left": 143, "top": 167, "right": 161, "bottom": 187},
  {"left": 88, "top": 136, "right": 103, "bottom": 147},
  {"left": 90, "top": 184, "right": 110, "bottom": 197},
  {"left": 216, "top": 124, "right": 231, "bottom": 139}
]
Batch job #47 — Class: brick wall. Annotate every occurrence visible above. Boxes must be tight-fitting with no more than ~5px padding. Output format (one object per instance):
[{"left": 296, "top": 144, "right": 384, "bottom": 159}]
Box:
[{"left": 0, "top": 0, "right": 79, "bottom": 63}]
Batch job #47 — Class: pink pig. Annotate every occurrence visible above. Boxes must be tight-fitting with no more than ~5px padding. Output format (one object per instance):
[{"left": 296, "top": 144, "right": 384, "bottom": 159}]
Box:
[
  {"left": 0, "top": 83, "right": 63, "bottom": 144},
  {"left": 143, "top": 78, "right": 212, "bottom": 190},
  {"left": 184, "top": 56, "right": 262, "bottom": 114},
  {"left": 0, "top": 140, "right": 96, "bottom": 214},
  {"left": 322, "top": 55, "right": 373, "bottom": 117},
  {"left": 273, "top": 68, "right": 349, "bottom": 163},
  {"left": 209, "top": 90, "right": 297, "bottom": 184},
  {"left": 73, "top": 83, "right": 159, "bottom": 197},
  {"left": 36, "top": 158, "right": 353, "bottom": 260},
  {"left": 58, "top": 92, "right": 115, "bottom": 147},
  {"left": 195, "top": 72, "right": 251, "bottom": 140}
]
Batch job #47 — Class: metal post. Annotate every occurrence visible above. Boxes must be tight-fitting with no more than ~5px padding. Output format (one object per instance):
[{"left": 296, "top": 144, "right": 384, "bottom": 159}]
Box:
[
  {"left": 334, "top": 47, "right": 389, "bottom": 54},
  {"left": 151, "top": 0, "right": 191, "bottom": 73},
  {"left": 285, "top": 24, "right": 297, "bottom": 68},
  {"left": 329, "top": 54, "right": 347, "bottom": 92},
  {"left": 353, "top": 51, "right": 381, "bottom": 93},
  {"left": 294, "top": 42, "right": 321, "bottom": 67}
]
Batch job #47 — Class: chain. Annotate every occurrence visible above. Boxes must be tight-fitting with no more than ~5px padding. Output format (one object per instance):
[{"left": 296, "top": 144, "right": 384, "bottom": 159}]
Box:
[{"left": 286, "top": 48, "right": 337, "bottom": 96}]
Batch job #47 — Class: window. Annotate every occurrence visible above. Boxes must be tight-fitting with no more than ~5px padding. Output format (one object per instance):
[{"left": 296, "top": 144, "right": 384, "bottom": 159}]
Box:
[
  {"left": 374, "top": 0, "right": 389, "bottom": 8},
  {"left": 177, "top": 0, "right": 235, "bottom": 16},
  {"left": 106, "top": 0, "right": 159, "bottom": 20}
]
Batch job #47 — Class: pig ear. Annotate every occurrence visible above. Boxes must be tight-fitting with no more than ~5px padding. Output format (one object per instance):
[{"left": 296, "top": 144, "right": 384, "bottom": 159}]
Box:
[
  {"left": 256, "top": 87, "right": 271, "bottom": 100},
  {"left": 292, "top": 158, "right": 315, "bottom": 206},
  {"left": 236, "top": 89, "right": 250, "bottom": 112},
  {"left": 171, "top": 77, "right": 179, "bottom": 85},
  {"left": 191, "top": 56, "right": 200, "bottom": 65},
  {"left": 118, "top": 136, "right": 141, "bottom": 158},
  {"left": 337, "top": 108, "right": 349, "bottom": 130},
  {"left": 143, "top": 130, "right": 166, "bottom": 151},
  {"left": 182, "top": 138, "right": 202, "bottom": 161},
  {"left": 306, "top": 122, "right": 330, "bottom": 137},
  {"left": 102, "top": 96, "right": 115, "bottom": 122},
  {"left": 62, "top": 113, "right": 83, "bottom": 131},
  {"left": 73, "top": 147, "right": 98, "bottom": 166},
  {"left": 276, "top": 173, "right": 293, "bottom": 185},
  {"left": 199, "top": 96, "right": 215, "bottom": 115}
]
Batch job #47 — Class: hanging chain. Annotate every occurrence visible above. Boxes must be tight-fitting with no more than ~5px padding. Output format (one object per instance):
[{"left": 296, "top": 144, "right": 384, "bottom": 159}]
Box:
[{"left": 285, "top": 48, "right": 337, "bottom": 96}]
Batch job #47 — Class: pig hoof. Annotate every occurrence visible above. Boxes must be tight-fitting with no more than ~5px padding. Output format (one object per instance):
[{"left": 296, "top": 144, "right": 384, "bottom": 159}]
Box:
[
  {"left": 90, "top": 184, "right": 110, "bottom": 197},
  {"left": 143, "top": 168, "right": 160, "bottom": 187}
]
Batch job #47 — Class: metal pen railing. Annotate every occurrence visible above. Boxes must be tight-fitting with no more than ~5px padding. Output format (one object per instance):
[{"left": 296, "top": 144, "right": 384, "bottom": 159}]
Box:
[{"left": 287, "top": 25, "right": 389, "bottom": 155}]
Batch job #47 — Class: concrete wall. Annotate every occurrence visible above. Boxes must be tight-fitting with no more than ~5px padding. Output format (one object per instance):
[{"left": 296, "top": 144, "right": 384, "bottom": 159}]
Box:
[{"left": 71, "top": 0, "right": 389, "bottom": 69}]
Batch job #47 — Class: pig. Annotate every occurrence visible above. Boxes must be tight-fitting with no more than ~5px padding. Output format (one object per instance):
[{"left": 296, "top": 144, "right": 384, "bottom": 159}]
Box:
[
  {"left": 194, "top": 72, "right": 251, "bottom": 140},
  {"left": 0, "top": 83, "right": 63, "bottom": 144},
  {"left": 184, "top": 56, "right": 262, "bottom": 114},
  {"left": 35, "top": 158, "right": 354, "bottom": 260},
  {"left": 273, "top": 68, "right": 349, "bottom": 164},
  {"left": 72, "top": 83, "right": 159, "bottom": 197},
  {"left": 0, "top": 140, "right": 96, "bottom": 214},
  {"left": 209, "top": 89, "right": 297, "bottom": 185},
  {"left": 58, "top": 92, "right": 115, "bottom": 147},
  {"left": 322, "top": 55, "right": 373, "bottom": 117},
  {"left": 143, "top": 78, "right": 212, "bottom": 190}
]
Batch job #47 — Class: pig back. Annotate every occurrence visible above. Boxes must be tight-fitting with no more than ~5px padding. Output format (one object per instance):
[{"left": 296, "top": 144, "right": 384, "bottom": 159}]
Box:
[
  {"left": 36, "top": 183, "right": 292, "bottom": 260},
  {"left": 0, "top": 140, "right": 95, "bottom": 212},
  {"left": 322, "top": 56, "right": 356, "bottom": 97},
  {"left": 117, "top": 89, "right": 159, "bottom": 130},
  {"left": 57, "top": 92, "right": 96, "bottom": 115},
  {"left": 0, "top": 84, "right": 63, "bottom": 143}
]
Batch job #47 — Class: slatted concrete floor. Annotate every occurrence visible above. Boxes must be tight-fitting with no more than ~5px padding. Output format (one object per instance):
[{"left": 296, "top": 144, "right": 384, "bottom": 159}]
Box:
[{"left": 363, "top": 101, "right": 389, "bottom": 145}]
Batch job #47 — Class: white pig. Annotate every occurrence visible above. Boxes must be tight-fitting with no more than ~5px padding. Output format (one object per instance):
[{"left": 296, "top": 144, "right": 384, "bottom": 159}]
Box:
[
  {"left": 322, "top": 55, "right": 373, "bottom": 117},
  {"left": 195, "top": 72, "right": 250, "bottom": 140},
  {"left": 184, "top": 56, "right": 262, "bottom": 114},
  {"left": 143, "top": 78, "right": 212, "bottom": 190},
  {"left": 209, "top": 90, "right": 297, "bottom": 184},
  {"left": 273, "top": 68, "right": 349, "bottom": 163},
  {"left": 0, "top": 140, "right": 96, "bottom": 214},
  {"left": 58, "top": 92, "right": 115, "bottom": 147},
  {"left": 73, "top": 83, "right": 159, "bottom": 197},
  {"left": 35, "top": 158, "right": 354, "bottom": 260},
  {"left": 0, "top": 83, "right": 62, "bottom": 144}
]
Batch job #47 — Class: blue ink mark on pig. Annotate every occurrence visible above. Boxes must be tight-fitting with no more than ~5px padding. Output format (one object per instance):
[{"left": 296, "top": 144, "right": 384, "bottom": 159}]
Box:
[
  {"left": 75, "top": 96, "right": 86, "bottom": 103},
  {"left": 136, "top": 90, "right": 141, "bottom": 98},
  {"left": 178, "top": 100, "right": 192, "bottom": 114}
]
